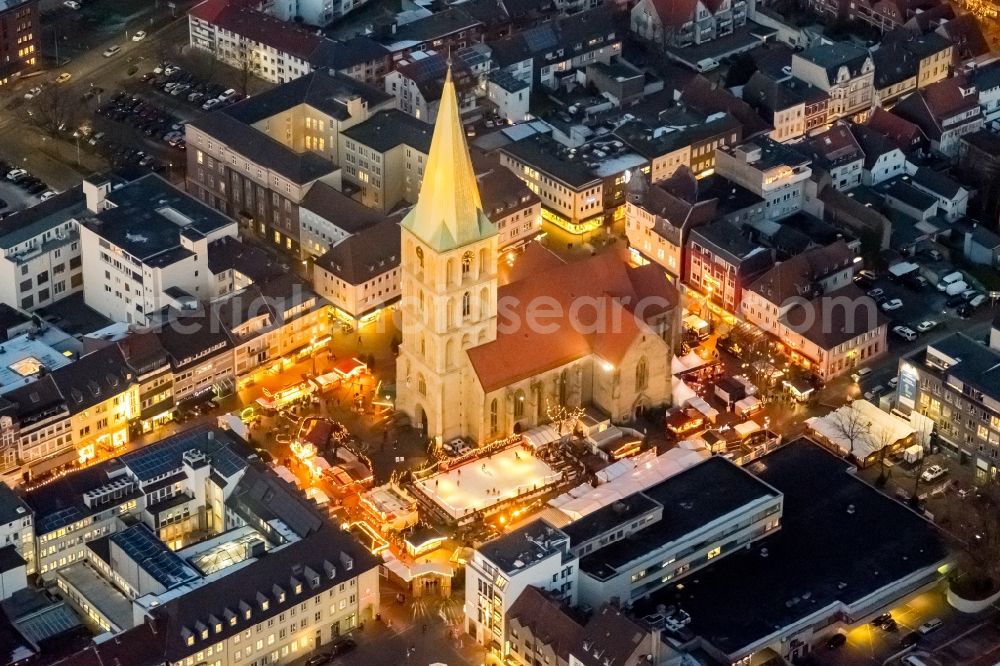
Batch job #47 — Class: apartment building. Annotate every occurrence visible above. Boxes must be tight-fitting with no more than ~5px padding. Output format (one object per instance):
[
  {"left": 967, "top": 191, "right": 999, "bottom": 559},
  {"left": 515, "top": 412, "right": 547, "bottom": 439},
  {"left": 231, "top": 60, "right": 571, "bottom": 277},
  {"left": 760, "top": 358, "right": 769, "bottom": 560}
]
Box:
[
  {"left": 80, "top": 175, "right": 238, "bottom": 325},
  {"left": 686, "top": 220, "right": 773, "bottom": 313},
  {"left": 189, "top": 0, "right": 390, "bottom": 85},
  {"left": 1, "top": 342, "right": 137, "bottom": 475},
  {"left": 488, "top": 6, "right": 622, "bottom": 92},
  {"left": 852, "top": 124, "right": 906, "bottom": 186},
  {"left": 715, "top": 137, "right": 813, "bottom": 220},
  {"left": 475, "top": 157, "right": 542, "bottom": 251},
  {"left": 298, "top": 181, "right": 388, "bottom": 259},
  {"left": 872, "top": 32, "right": 953, "bottom": 105},
  {"left": 614, "top": 109, "right": 743, "bottom": 183},
  {"left": 381, "top": 8, "right": 484, "bottom": 63},
  {"left": 465, "top": 520, "right": 577, "bottom": 648},
  {"left": 386, "top": 51, "right": 482, "bottom": 123},
  {"left": 0, "top": 484, "right": 34, "bottom": 577},
  {"left": 155, "top": 312, "right": 235, "bottom": 403},
  {"left": 498, "top": 132, "right": 648, "bottom": 235},
  {"left": 971, "top": 60, "right": 1000, "bottom": 123},
  {"left": 506, "top": 589, "right": 683, "bottom": 666},
  {"left": 794, "top": 123, "right": 864, "bottom": 191},
  {"left": 0, "top": 0, "right": 38, "bottom": 86},
  {"left": 893, "top": 75, "right": 985, "bottom": 158},
  {"left": 630, "top": 0, "right": 750, "bottom": 49},
  {"left": 185, "top": 70, "right": 393, "bottom": 255},
  {"left": 314, "top": 219, "right": 401, "bottom": 325},
  {"left": 743, "top": 73, "right": 830, "bottom": 143},
  {"left": 0, "top": 188, "right": 86, "bottom": 312},
  {"left": 898, "top": 322, "right": 1000, "bottom": 479},
  {"left": 625, "top": 170, "right": 764, "bottom": 281},
  {"left": 791, "top": 42, "right": 875, "bottom": 122},
  {"left": 742, "top": 241, "right": 888, "bottom": 379},
  {"left": 338, "top": 109, "right": 434, "bottom": 213}
]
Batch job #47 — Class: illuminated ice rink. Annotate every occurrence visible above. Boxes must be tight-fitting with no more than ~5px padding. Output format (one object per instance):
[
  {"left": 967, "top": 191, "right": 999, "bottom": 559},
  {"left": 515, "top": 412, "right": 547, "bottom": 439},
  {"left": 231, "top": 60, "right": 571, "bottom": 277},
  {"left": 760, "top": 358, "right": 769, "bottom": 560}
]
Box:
[{"left": 414, "top": 447, "right": 561, "bottom": 519}]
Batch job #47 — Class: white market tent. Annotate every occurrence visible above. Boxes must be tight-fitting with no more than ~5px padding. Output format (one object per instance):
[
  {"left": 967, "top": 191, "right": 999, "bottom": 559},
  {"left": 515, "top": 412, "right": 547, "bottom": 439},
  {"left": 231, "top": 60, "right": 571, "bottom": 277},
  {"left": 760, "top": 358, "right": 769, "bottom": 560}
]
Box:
[
  {"left": 522, "top": 423, "right": 566, "bottom": 450},
  {"left": 807, "top": 400, "right": 915, "bottom": 461},
  {"left": 551, "top": 447, "right": 708, "bottom": 520},
  {"left": 733, "top": 419, "right": 762, "bottom": 439}
]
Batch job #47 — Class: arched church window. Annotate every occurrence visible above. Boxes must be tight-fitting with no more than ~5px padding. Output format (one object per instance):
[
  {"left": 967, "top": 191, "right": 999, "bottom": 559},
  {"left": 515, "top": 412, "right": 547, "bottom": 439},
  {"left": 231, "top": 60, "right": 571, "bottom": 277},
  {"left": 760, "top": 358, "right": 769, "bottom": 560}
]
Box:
[
  {"left": 416, "top": 246, "right": 424, "bottom": 270},
  {"left": 513, "top": 389, "right": 525, "bottom": 420},
  {"left": 462, "top": 292, "right": 471, "bottom": 317},
  {"left": 636, "top": 356, "right": 648, "bottom": 391},
  {"left": 490, "top": 399, "right": 498, "bottom": 434},
  {"left": 418, "top": 374, "right": 427, "bottom": 396},
  {"left": 462, "top": 251, "right": 473, "bottom": 277}
]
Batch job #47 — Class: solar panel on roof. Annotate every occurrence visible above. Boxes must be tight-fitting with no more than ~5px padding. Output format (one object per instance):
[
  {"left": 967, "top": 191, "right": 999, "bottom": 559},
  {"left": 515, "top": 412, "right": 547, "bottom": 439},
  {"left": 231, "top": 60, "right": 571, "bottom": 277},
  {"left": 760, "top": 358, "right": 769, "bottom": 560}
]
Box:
[{"left": 522, "top": 25, "right": 557, "bottom": 53}]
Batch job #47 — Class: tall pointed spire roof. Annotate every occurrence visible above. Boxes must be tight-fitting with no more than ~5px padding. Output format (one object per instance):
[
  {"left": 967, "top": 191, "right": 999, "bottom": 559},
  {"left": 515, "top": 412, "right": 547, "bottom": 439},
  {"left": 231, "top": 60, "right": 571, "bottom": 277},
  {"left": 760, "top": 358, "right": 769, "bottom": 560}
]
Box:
[{"left": 401, "top": 67, "right": 494, "bottom": 252}]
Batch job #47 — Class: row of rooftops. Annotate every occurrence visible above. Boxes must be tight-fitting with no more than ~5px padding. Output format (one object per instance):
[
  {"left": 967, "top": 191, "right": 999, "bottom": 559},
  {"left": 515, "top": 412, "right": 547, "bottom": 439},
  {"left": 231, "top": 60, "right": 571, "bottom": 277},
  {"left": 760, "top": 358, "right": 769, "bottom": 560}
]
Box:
[
  {"left": 190, "top": 0, "right": 391, "bottom": 69},
  {"left": 480, "top": 456, "right": 778, "bottom": 579},
  {"left": 491, "top": 442, "right": 946, "bottom": 661}
]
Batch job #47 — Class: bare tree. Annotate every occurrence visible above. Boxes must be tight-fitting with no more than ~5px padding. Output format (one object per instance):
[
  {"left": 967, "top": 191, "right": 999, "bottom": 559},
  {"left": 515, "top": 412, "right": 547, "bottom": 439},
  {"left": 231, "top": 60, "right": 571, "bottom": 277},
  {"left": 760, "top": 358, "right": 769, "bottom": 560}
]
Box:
[
  {"left": 828, "top": 403, "right": 872, "bottom": 459},
  {"left": 26, "top": 85, "right": 77, "bottom": 138},
  {"left": 938, "top": 480, "right": 1000, "bottom": 599},
  {"left": 869, "top": 424, "right": 897, "bottom": 486},
  {"left": 235, "top": 47, "right": 259, "bottom": 97},
  {"left": 546, "top": 400, "right": 585, "bottom": 437}
]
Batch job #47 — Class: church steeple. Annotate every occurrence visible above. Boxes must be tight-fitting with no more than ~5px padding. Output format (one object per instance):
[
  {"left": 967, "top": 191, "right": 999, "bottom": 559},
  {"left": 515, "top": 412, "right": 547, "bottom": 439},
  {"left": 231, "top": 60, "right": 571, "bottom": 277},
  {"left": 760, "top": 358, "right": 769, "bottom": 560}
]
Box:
[{"left": 401, "top": 66, "right": 495, "bottom": 252}]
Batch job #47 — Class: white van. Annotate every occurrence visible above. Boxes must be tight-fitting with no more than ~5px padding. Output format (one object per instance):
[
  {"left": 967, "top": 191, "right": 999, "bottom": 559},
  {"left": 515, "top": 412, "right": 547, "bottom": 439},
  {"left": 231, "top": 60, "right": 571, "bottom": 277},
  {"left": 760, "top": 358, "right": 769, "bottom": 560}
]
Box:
[
  {"left": 695, "top": 58, "right": 719, "bottom": 73},
  {"left": 937, "top": 271, "right": 963, "bottom": 291},
  {"left": 945, "top": 280, "right": 969, "bottom": 296}
]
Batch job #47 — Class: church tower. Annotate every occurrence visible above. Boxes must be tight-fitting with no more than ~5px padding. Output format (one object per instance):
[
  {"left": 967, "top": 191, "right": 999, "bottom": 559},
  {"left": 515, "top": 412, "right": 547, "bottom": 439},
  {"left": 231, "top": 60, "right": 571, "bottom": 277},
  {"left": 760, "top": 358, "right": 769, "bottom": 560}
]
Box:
[{"left": 396, "top": 67, "right": 498, "bottom": 443}]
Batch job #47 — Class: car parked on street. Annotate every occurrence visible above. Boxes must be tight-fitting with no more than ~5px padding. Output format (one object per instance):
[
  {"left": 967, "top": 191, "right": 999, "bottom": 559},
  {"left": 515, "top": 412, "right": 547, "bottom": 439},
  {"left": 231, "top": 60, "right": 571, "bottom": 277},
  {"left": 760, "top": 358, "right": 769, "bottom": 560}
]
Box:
[
  {"left": 892, "top": 325, "right": 917, "bottom": 341},
  {"left": 920, "top": 465, "right": 947, "bottom": 482},
  {"left": 916, "top": 320, "right": 938, "bottom": 333},
  {"left": 102, "top": 45, "right": 121, "bottom": 58},
  {"left": 881, "top": 298, "right": 903, "bottom": 311}
]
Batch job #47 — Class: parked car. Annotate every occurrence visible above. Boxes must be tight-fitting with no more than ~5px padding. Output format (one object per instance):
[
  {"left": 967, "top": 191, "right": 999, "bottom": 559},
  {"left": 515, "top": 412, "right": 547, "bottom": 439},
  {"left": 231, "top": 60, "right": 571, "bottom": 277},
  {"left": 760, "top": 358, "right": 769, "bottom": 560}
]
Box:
[
  {"left": 63, "top": 0, "right": 81, "bottom": 8},
  {"left": 916, "top": 320, "right": 938, "bottom": 333},
  {"left": 217, "top": 88, "right": 237, "bottom": 101},
  {"left": 881, "top": 298, "right": 903, "bottom": 311},
  {"left": 40, "top": 190, "right": 57, "bottom": 201},
  {"left": 131, "top": 30, "right": 147, "bottom": 41},
  {"left": 5, "top": 169, "right": 28, "bottom": 181},
  {"left": 918, "top": 618, "right": 943, "bottom": 634},
  {"left": 946, "top": 293, "right": 966, "bottom": 308},
  {"left": 857, "top": 269, "right": 877, "bottom": 282},
  {"left": 904, "top": 274, "right": 929, "bottom": 290},
  {"left": 304, "top": 655, "right": 329, "bottom": 666},
  {"left": 871, "top": 613, "right": 892, "bottom": 627},
  {"left": 924, "top": 249, "right": 944, "bottom": 261},
  {"left": 920, "top": 465, "right": 947, "bottom": 482},
  {"left": 900, "top": 631, "right": 921, "bottom": 647},
  {"left": 202, "top": 98, "right": 222, "bottom": 110},
  {"left": 957, "top": 303, "right": 975, "bottom": 318},
  {"left": 851, "top": 368, "right": 872, "bottom": 383},
  {"left": 54, "top": 72, "right": 72, "bottom": 84},
  {"left": 864, "top": 385, "right": 886, "bottom": 402},
  {"left": 892, "top": 325, "right": 917, "bottom": 342},
  {"left": 23, "top": 86, "right": 42, "bottom": 100},
  {"left": 888, "top": 376, "right": 899, "bottom": 389},
  {"left": 328, "top": 638, "right": 356, "bottom": 657},
  {"left": 867, "top": 288, "right": 884, "bottom": 299},
  {"left": 102, "top": 45, "right": 121, "bottom": 57},
  {"left": 825, "top": 633, "right": 847, "bottom": 649}
]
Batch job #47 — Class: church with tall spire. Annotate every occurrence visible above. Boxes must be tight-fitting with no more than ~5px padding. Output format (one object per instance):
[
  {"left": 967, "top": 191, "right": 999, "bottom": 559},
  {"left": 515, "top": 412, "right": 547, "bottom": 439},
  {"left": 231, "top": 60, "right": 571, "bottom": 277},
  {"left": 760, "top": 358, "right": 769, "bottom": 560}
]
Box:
[{"left": 396, "top": 68, "right": 678, "bottom": 444}]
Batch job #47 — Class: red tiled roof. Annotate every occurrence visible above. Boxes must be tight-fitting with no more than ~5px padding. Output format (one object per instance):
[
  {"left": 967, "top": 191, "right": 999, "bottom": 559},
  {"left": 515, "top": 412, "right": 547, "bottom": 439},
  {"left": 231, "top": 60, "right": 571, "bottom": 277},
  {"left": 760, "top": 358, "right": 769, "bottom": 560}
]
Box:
[
  {"left": 921, "top": 74, "right": 979, "bottom": 119},
  {"left": 189, "top": 0, "right": 258, "bottom": 23},
  {"left": 466, "top": 249, "right": 677, "bottom": 392},
  {"left": 866, "top": 108, "right": 925, "bottom": 150},
  {"left": 648, "top": 0, "right": 699, "bottom": 26},
  {"left": 193, "top": 2, "right": 323, "bottom": 60}
]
